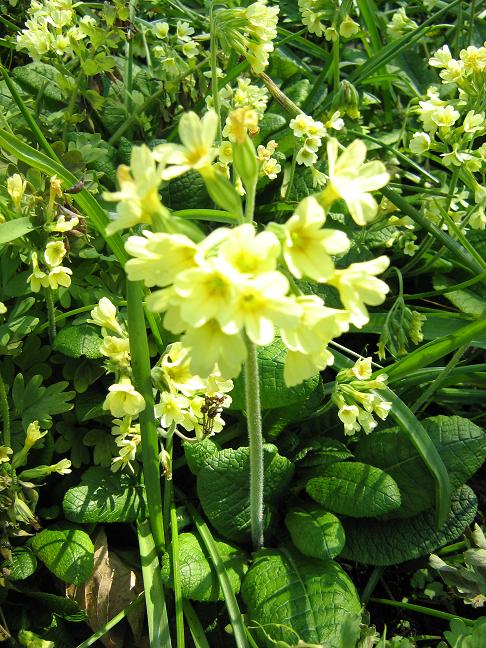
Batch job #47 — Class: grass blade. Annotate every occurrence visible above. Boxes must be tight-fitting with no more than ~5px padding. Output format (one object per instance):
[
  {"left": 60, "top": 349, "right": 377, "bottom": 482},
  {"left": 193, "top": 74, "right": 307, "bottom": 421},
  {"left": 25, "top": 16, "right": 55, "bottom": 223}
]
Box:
[
  {"left": 137, "top": 520, "right": 172, "bottom": 648},
  {"left": 75, "top": 593, "right": 145, "bottom": 648},
  {"left": 183, "top": 601, "right": 211, "bottom": 648},
  {"left": 181, "top": 495, "right": 249, "bottom": 648}
]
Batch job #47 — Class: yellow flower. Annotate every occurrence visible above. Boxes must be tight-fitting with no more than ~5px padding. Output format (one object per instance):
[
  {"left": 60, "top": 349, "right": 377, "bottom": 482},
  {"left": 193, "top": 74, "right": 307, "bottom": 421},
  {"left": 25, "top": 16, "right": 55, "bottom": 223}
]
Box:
[
  {"left": 104, "top": 145, "right": 166, "bottom": 235},
  {"left": 47, "top": 266, "right": 72, "bottom": 289},
  {"left": 161, "top": 342, "right": 206, "bottom": 395},
  {"left": 182, "top": 320, "right": 247, "bottom": 379},
  {"left": 174, "top": 259, "right": 241, "bottom": 328},
  {"left": 28, "top": 252, "right": 50, "bottom": 293},
  {"left": 219, "top": 223, "right": 280, "bottom": 275},
  {"left": 322, "top": 138, "right": 389, "bottom": 226},
  {"left": 44, "top": 240, "right": 66, "bottom": 267},
  {"left": 219, "top": 272, "right": 301, "bottom": 345},
  {"left": 89, "top": 297, "right": 125, "bottom": 336},
  {"left": 103, "top": 379, "right": 146, "bottom": 418},
  {"left": 328, "top": 256, "right": 390, "bottom": 328},
  {"left": 7, "top": 173, "right": 26, "bottom": 209},
  {"left": 223, "top": 107, "right": 259, "bottom": 143},
  {"left": 281, "top": 295, "right": 349, "bottom": 355},
  {"left": 351, "top": 357, "right": 373, "bottom": 380},
  {"left": 284, "top": 346, "right": 334, "bottom": 387},
  {"left": 100, "top": 336, "right": 131, "bottom": 367},
  {"left": 155, "top": 391, "right": 191, "bottom": 429},
  {"left": 282, "top": 196, "right": 350, "bottom": 281},
  {"left": 125, "top": 231, "right": 198, "bottom": 287},
  {"left": 158, "top": 110, "right": 219, "bottom": 180}
]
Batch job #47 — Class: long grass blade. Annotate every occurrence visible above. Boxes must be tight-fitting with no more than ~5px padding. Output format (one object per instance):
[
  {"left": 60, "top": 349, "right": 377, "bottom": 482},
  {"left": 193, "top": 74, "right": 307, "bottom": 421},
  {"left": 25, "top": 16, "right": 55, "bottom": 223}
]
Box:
[
  {"left": 75, "top": 593, "right": 145, "bottom": 648},
  {"left": 183, "top": 601, "right": 211, "bottom": 648},
  {"left": 137, "top": 520, "right": 172, "bottom": 648}
]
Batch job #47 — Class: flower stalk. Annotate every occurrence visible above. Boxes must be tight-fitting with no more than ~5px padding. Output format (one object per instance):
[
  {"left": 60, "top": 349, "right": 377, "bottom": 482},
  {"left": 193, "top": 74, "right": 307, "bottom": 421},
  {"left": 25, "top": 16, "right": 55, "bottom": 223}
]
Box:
[{"left": 244, "top": 333, "right": 264, "bottom": 550}]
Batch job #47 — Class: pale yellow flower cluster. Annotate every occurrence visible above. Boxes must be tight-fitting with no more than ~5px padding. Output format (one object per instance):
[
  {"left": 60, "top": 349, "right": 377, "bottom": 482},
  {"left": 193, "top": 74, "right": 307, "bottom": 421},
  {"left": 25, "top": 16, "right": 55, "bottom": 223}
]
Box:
[
  {"left": 154, "top": 342, "right": 233, "bottom": 441},
  {"left": 332, "top": 358, "right": 392, "bottom": 435},
  {"left": 28, "top": 242, "right": 72, "bottom": 292},
  {"left": 290, "top": 113, "right": 327, "bottom": 168},
  {"left": 298, "top": 0, "right": 359, "bottom": 41},
  {"left": 125, "top": 197, "right": 390, "bottom": 386},
  {"left": 216, "top": 1, "right": 279, "bottom": 74}
]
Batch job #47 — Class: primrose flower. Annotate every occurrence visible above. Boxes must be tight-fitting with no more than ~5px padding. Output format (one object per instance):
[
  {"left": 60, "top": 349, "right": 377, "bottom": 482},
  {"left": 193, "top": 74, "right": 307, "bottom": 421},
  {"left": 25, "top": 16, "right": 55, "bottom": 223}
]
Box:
[
  {"left": 7, "top": 173, "right": 26, "bottom": 210},
  {"left": 282, "top": 196, "right": 350, "bottom": 282},
  {"left": 100, "top": 336, "right": 130, "bottom": 367},
  {"left": 322, "top": 138, "right": 390, "bottom": 226},
  {"left": 219, "top": 224, "right": 280, "bottom": 275},
  {"left": 328, "top": 256, "right": 390, "bottom": 328},
  {"left": 155, "top": 391, "right": 192, "bottom": 429},
  {"left": 182, "top": 320, "right": 247, "bottom": 379},
  {"left": 159, "top": 342, "right": 206, "bottom": 395},
  {"left": 89, "top": 297, "right": 125, "bottom": 336},
  {"left": 104, "top": 145, "right": 167, "bottom": 235},
  {"left": 158, "top": 110, "right": 218, "bottom": 180},
  {"left": 218, "top": 272, "right": 301, "bottom": 346},
  {"left": 125, "top": 231, "right": 198, "bottom": 288},
  {"left": 47, "top": 266, "right": 72, "bottom": 289},
  {"left": 0, "top": 446, "right": 12, "bottom": 464},
  {"left": 339, "top": 15, "right": 360, "bottom": 38},
  {"left": 429, "top": 45, "right": 453, "bottom": 68},
  {"left": 103, "top": 379, "right": 146, "bottom": 418},
  {"left": 284, "top": 346, "right": 335, "bottom": 387},
  {"left": 51, "top": 458, "right": 72, "bottom": 475},
  {"left": 28, "top": 252, "right": 49, "bottom": 293},
  {"left": 44, "top": 240, "right": 66, "bottom": 267},
  {"left": 223, "top": 107, "right": 259, "bottom": 143},
  {"left": 409, "top": 132, "right": 431, "bottom": 154}
]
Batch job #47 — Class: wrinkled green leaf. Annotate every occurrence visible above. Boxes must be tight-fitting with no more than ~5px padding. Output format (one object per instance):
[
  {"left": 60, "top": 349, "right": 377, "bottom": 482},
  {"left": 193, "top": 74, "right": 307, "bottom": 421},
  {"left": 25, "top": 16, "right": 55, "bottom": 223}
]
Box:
[
  {"left": 53, "top": 324, "right": 103, "bottom": 359},
  {"left": 241, "top": 547, "right": 361, "bottom": 647},
  {"left": 306, "top": 461, "right": 401, "bottom": 517},
  {"left": 341, "top": 485, "right": 477, "bottom": 566},
  {"left": 285, "top": 505, "right": 345, "bottom": 560},
  {"left": 161, "top": 532, "right": 247, "bottom": 602},
  {"left": 31, "top": 525, "right": 94, "bottom": 585},
  {"left": 354, "top": 416, "right": 486, "bottom": 517},
  {"left": 4, "top": 547, "right": 37, "bottom": 581},
  {"left": 197, "top": 444, "right": 294, "bottom": 541},
  {"left": 63, "top": 466, "right": 143, "bottom": 523}
]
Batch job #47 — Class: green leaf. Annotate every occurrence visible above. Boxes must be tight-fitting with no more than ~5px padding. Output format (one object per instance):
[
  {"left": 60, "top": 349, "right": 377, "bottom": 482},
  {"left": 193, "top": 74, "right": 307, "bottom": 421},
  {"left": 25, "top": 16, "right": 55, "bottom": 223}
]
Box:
[
  {"left": 0, "top": 218, "right": 35, "bottom": 244},
  {"left": 241, "top": 547, "right": 361, "bottom": 647},
  {"left": 24, "top": 591, "right": 86, "bottom": 621},
  {"left": 63, "top": 466, "right": 143, "bottom": 523},
  {"left": 4, "top": 546, "right": 37, "bottom": 581},
  {"left": 229, "top": 338, "right": 319, "bottom": 410},
  {"left": 444, "top": 617, "right": 486, "bottom": 648},
  {"left": 257, "top": 112, "right": 287, "bottom": 141},
  {"left": 183, "top": 438, "right": 221, "bottom": 475},
  {"left": 354, "top": 416, "right": 486, "bottom": 518},
  {"left": 12, "top": 374, "right": 75, "bottom": 427},
  {"left": 161, "top": 170, "right": 212, "bottom": 211},
  {"left": 306, "top": 461, "right": 401, "bottom": 517},
  {"left": 433, "top": 275, "right": 486, "bottom": 318},
  {"left": 12, "top": 62, "right": 64, "bottom": 103},
  {"left": 285, "top": 505, "right": 345, "bottom": 560},
  {"left": 53, "top": 324, "right": 103, "bottom": 359},
  {"left": 30, "top": 524, "right": 94, "bottom": 585},
  {"left": 160, "top": 532, "right": 247, "bottom": 602},
  {"left": 341, "top": 485, "right": 478, "bottom": 566},
  {"left": 197, "top": 444, "right": 294, "bottom": 541}
]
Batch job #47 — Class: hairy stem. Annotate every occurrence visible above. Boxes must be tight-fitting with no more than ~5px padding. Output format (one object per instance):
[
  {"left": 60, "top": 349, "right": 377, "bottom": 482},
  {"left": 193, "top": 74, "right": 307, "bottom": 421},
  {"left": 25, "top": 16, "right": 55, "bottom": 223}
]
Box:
[
  {"left": 244, "top": 334, "right": 264, "bottom": 550},
  {"left": 209, "top": 4, "right": 221, "bottom": 143}
]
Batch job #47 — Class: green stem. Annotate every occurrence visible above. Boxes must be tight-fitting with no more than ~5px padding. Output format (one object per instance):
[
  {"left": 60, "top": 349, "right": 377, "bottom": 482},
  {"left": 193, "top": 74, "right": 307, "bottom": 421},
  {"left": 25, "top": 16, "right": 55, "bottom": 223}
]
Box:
[
  {"left": 369, "top": 598, "right": 474, "bottom": 626},
  {"left": 244, "top": 179, "right": 257, "bottom": 224},
  {"left": 209, "top": 4, "right": 221, "bottom": 143},
  {"left": 45, "top": 288, "right": 57, "bottom": 344},
  {"left": 331, "top": 37, "right": 340, "bottom": 93},
  {"left": 244, "top": 334, "right": 264, "bottom": 550},
  {"left": 75, "top": 594, "right": 145, "bottom": 648},
  {"left": 126, "top": 280, "right": 165, "bottom": 555},
  {"left": 285, "top": 145, "right": 298, "bottom": 202},
  {"left": 0, "top": 367, "right": 10, "bottom": 448},
  {"left": 361, "top": 566, "right": 385, "bottom": 603}
]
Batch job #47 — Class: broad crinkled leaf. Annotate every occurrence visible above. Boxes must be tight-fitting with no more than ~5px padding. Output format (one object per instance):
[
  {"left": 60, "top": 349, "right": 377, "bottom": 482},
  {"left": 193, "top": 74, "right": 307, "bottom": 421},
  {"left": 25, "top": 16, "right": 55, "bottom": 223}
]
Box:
[
  {"left": 306, "top": 461, "right": 401, "bottom": 517},
  {"left": 341, "top": 485, "right": 478, "bottom": 566},
  {"left": 285, "top": 505, "right": 345, "bottom": 560},
  {"left": 161, "top": 170, "right": 212, "bottom": 211},
  {"left": 183, "top": 437, "right": 221, "bottom": 475},
  {"left": 53, "top": 324, "right": 103, "bottom": 359},
  {"left": 4, "top": 546, "right": 37, "bottom": 581},
  {"left": 63, "top": 466, "right": 143, "bottom": 523},
  {"left": 241, "top": 547, "right": 361, "bottom": 648},
  {"left": 354, "top": 416, "right": 486, "bottom": 517},
  {"left": 31, "top": 525, "right": 94, "bottom": 585},
  {"left": 197, "top": 444, "right": 294, "bottom": 541},
  {"left": 160, "top": 532, "right": 247, "bottom": 602},
  {"left": 229, "top": 338, "right": 319, "bottom": 410},
  {"left": 12, "top": 62, "right": 64, "bottom": 103}
]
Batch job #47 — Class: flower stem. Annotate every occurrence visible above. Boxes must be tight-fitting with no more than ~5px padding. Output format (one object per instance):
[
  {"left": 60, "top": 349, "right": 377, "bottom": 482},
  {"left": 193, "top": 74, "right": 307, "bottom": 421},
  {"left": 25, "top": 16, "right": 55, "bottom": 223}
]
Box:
[
  {"left": 209, "top": 3, "right": 222, "bottom": 143},
  {"left": 0, "top": 367, "right": 10, "bottom": 448},
  {"left": 243, "top": 334, "right": 264, "bottom": 550},
  {"left": 45, "top": 287, "right": 57, "bottom": 344},
  {"left": 126, "top": 279, "right": 165, "bottom": 555},
  {"left": 244, "top": 179, "right": 257, "bottom": 224}
]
